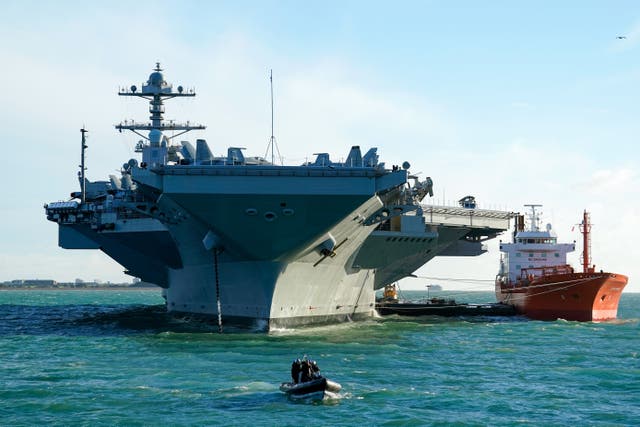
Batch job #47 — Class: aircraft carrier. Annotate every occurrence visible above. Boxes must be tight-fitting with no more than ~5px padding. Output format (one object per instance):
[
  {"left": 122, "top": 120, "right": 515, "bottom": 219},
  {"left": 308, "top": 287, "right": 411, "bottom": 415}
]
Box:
[{"left": 45, "top": 65, "right": 512, "bottom": 330}]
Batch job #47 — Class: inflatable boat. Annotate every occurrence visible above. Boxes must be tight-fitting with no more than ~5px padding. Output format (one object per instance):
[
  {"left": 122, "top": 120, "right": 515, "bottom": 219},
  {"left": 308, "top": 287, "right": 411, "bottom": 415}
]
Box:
[{"left": 279, "top": 377, "right": 342, "bottom": 400}]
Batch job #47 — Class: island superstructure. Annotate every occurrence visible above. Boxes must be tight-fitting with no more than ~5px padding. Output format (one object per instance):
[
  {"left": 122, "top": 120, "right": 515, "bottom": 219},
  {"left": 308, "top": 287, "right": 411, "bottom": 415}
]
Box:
[{"left": 45, "top": 64, "right": 512, "bottom": 330}]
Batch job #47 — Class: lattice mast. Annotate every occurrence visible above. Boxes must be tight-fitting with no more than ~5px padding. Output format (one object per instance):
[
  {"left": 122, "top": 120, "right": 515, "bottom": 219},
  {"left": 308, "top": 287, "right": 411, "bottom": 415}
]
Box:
[{"left": 264, "top": 69, "right": 282, "bottom": 165}]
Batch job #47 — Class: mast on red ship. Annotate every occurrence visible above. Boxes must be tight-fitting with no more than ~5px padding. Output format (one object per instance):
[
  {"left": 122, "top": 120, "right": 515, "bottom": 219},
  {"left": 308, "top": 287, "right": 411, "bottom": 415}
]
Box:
[{"left": 579, "top": 210, "right": 593, "bottom": 274}]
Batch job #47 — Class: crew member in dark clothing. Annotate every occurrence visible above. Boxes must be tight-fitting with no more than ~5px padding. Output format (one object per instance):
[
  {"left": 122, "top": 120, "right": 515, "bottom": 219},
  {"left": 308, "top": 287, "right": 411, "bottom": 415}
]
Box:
[
  {"left": 291, "top": 359, "right": 301, "bottom": 384},
  {"left": 299, "top": 359, "right": 311, "bottom": 383},
  {"left": 310, "top": 360, "right": 321, "bottom": 379}
]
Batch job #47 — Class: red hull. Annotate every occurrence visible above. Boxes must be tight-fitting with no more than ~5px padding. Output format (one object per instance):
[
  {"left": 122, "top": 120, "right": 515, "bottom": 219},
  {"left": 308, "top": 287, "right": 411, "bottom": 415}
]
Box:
[{"left": 496, "top": 272, "right": 628, "bottom": 321}]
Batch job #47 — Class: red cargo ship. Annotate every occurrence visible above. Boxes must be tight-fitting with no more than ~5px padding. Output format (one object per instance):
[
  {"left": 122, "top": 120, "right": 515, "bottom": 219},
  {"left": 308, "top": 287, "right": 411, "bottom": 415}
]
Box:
[{"left": 495, "top": 205, "right": 627, "bottom": 321}]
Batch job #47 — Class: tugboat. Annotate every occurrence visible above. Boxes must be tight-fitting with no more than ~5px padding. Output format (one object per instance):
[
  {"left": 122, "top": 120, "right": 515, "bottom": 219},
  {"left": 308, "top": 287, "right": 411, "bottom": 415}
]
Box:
[
  {"left": 495, "top": 205, "right": 628, "bottom": 321},
  {"left": 375, "top": 284, "right": 516, "bottom": 317},
  {"left": 280, "top": 358, "right": 341, "bottom": 401}
]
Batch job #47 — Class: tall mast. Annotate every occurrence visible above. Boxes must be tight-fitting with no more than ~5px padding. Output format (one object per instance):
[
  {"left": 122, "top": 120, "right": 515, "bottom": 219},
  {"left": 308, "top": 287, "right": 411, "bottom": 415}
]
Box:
[
  {"left": 270, "top": 69, "right": 275, "bottom": 164},
  {"left": 580, "top": 210, "right": 592, "bottom": 273},
  {"left": 264, "top": 69, "right": 282, "bottom": 165},
  {"left": 80, "top": 128, "right": 88, "bottom": 204}
]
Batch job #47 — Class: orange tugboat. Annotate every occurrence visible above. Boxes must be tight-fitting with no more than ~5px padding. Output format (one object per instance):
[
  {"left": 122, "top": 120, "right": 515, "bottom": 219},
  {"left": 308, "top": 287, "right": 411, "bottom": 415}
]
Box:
[{"left": 495, "top": 205, "right": 628, "bottom": 321}]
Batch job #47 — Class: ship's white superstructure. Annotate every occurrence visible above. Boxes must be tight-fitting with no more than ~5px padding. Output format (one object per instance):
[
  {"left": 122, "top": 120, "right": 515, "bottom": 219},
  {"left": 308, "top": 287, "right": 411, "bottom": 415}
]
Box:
[{"left": 497, "top": 204, "right": 576, "bottom": 286}]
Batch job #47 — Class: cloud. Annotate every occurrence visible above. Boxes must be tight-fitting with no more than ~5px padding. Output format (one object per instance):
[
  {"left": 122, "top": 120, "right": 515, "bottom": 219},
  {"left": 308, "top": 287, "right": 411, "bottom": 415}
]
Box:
[
  {"left": 276, "top": 65, "right": 453, "bottom": 164},
  {"left": 581, "top": 168, "right": 637, "bottom": 195}
]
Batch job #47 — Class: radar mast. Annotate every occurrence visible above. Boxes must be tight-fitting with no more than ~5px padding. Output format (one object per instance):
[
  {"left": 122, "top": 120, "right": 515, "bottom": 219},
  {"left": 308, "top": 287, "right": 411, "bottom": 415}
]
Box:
[
  {"left": 524, "top": 204, "right": 542, "bottom": 232},
  {"left": 116, "top": 63, "right": 205, "bottom": 166}
]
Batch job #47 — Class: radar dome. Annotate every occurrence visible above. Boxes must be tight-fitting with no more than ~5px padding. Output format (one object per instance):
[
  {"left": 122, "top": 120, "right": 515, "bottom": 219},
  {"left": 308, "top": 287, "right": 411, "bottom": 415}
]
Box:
[
  {"left": 149, "top": 71, "right": 164, "bottom": 86},
  {"left": 149, "top": 129, "right": 163, "bottom": 145},
  {"left": 402, "top": 161, "right": 411, "bottom": 170}
]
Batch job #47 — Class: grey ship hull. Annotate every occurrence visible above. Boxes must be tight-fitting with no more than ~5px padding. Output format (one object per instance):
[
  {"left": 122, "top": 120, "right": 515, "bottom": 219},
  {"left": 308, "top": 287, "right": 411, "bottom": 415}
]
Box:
[
  {"left": 158, "top": 193, "right": 385, "bottom": 329},
  {"left": 56, "top": 201, "right": 508, "bottom": 329},
  {"left": 55, "top": 166, "right": 407, "bottom": 330}
]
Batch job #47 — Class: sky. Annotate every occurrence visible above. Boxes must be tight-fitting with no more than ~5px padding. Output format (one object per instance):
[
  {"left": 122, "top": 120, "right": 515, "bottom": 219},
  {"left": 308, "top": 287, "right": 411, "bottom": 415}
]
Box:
[{"left": 1, "top": 1, "right": 639, "bottom": 292}]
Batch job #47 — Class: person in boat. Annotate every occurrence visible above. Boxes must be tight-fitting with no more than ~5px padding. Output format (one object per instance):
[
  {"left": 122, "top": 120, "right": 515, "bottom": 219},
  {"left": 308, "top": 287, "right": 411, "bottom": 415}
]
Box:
[
  {"left": 299, "top": 358, "right": 312, "bottom": 383},
  {"left": 290, "top": 355, "right": 322, "bottom": 384},
  {"left": 291, "top": 358, "right": 301, "bottom": 384},
  {"left": 310, "top": 360, "right": 321, "bottom": 379}
]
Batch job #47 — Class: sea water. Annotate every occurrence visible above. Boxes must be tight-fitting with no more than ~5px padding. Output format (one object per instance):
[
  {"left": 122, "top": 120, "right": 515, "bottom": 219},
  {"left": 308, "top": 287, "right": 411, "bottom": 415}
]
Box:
[{"left": 1, "top": 289, "right": 638, "bottom": 426}]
